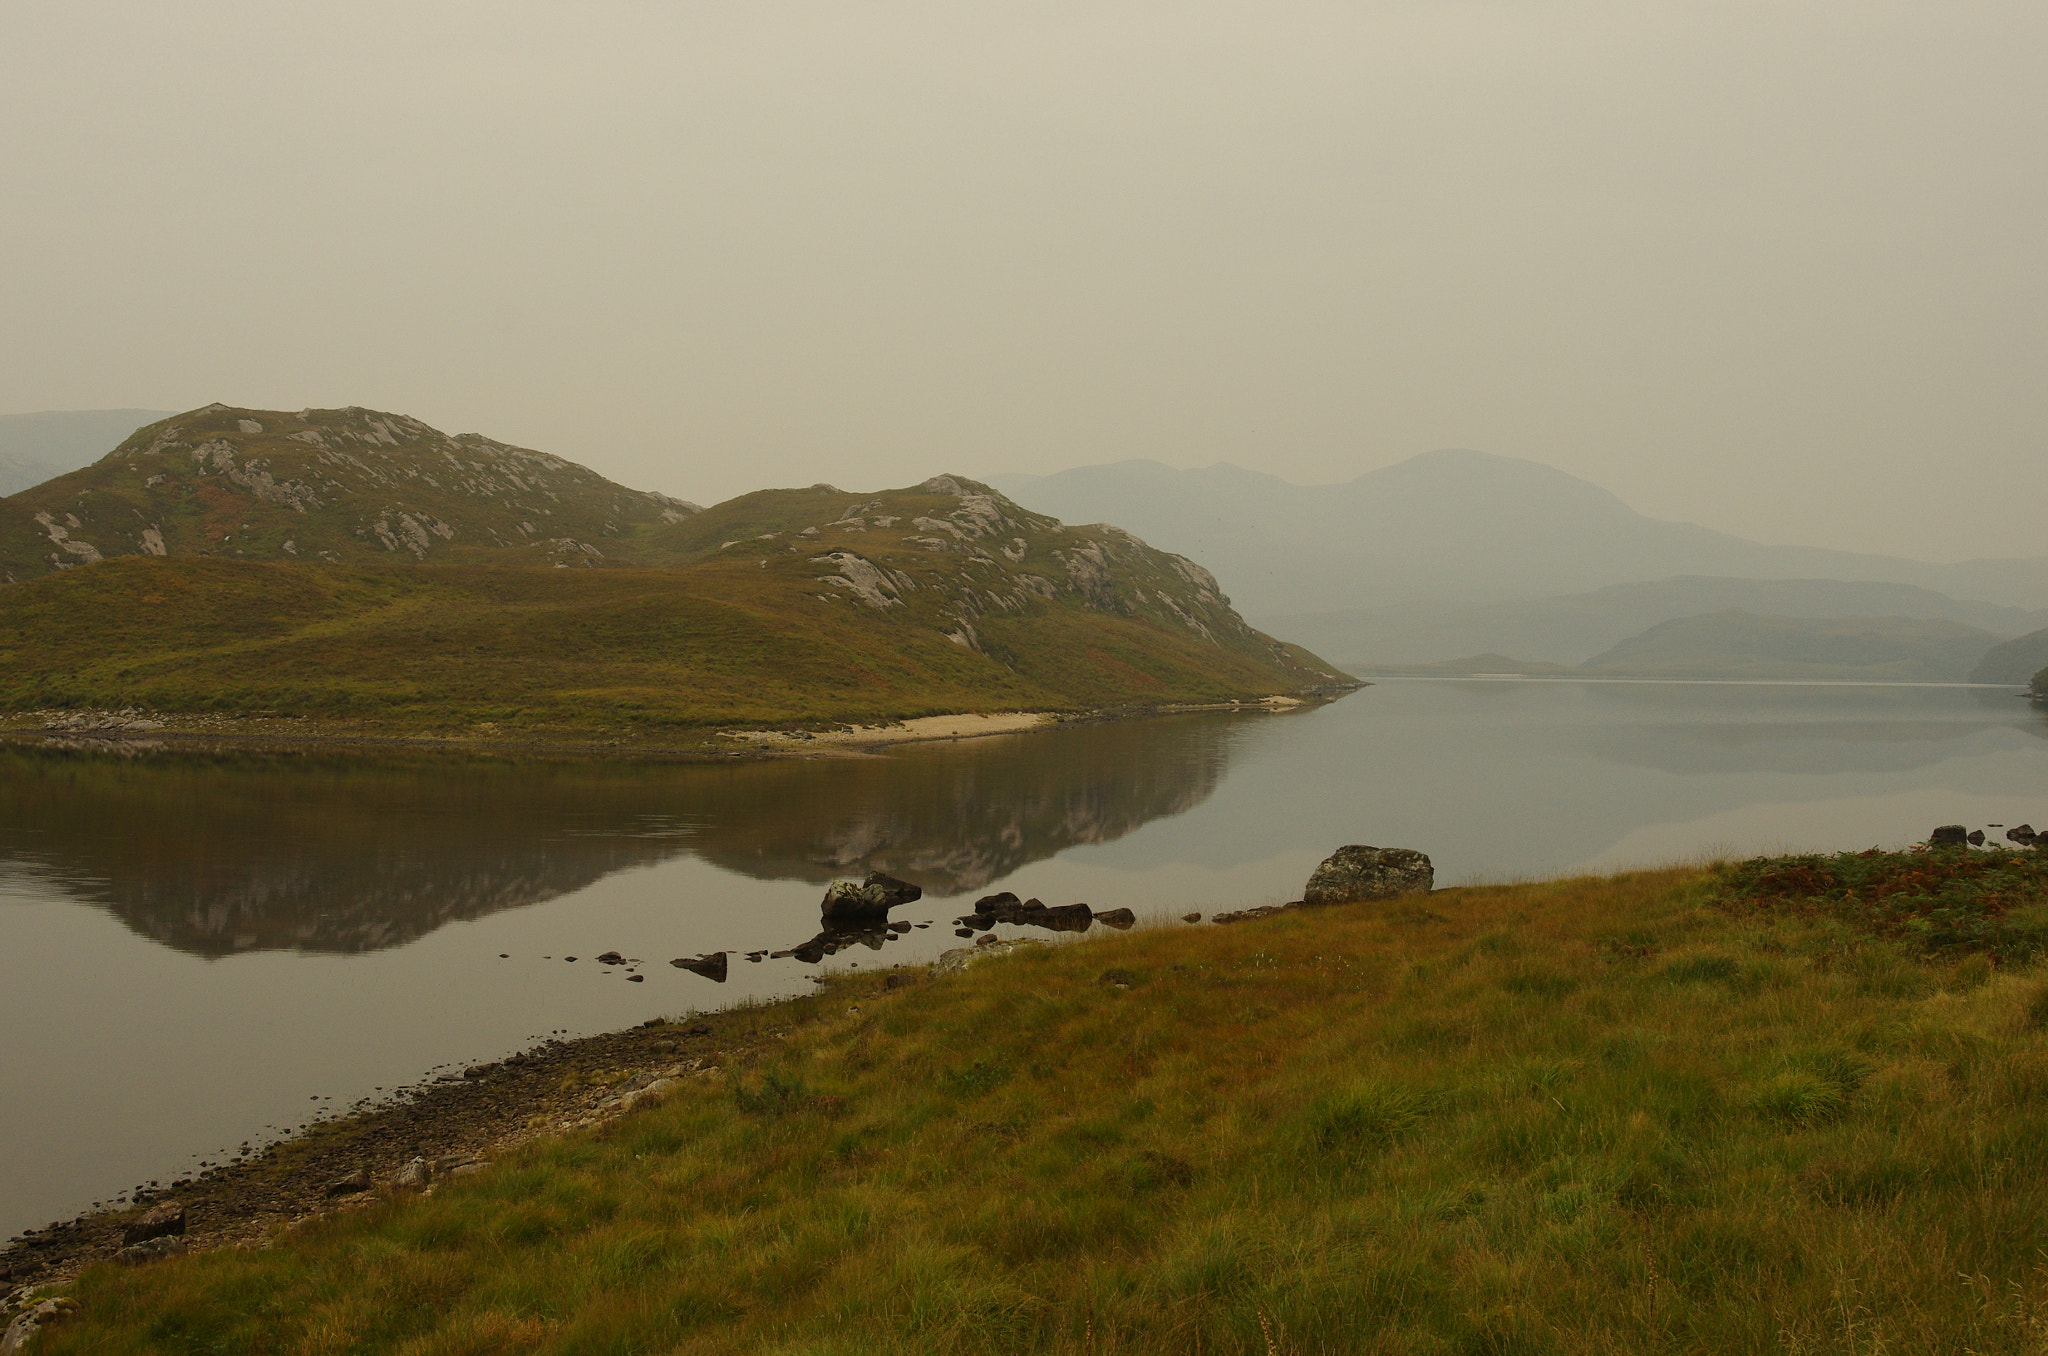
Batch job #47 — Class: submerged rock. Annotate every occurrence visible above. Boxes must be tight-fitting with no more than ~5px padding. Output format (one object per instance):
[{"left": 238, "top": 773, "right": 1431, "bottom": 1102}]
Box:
[{"left": 1302, "top": 846, "right": 1434, "bottom": 905}]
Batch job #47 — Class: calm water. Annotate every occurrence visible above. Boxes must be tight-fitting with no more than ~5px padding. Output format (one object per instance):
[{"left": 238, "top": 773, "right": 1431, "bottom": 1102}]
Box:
[{"left": 3, "top": 679, "right": 2043, "bottom": 1236}]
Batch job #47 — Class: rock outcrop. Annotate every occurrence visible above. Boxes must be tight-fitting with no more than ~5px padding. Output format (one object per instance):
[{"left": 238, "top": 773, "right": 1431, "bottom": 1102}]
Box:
[
  {"left": 1302, "top": 846, "right": 1434, "bottom": 905},
  {"left": 820, "top": 872, "right": 923, "bottom": 923}
]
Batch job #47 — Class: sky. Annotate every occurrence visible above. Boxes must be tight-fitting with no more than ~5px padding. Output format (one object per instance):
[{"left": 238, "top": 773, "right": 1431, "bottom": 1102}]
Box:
[{"left": 3, "top": 1, "right": 2042, "bottom": 562}]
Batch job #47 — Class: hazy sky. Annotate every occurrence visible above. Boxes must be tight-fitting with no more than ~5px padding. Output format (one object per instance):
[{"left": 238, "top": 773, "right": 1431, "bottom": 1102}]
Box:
[{"left": 4, "top": 1, "right": 2041, "bottom": 561}]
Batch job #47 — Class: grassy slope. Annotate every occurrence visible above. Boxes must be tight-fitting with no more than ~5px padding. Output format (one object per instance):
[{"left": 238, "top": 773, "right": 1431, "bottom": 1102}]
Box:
[
  {"left": 41, "top": 854, "right": 2048, "bottom": 1355},
  {"left": 0, "top": 554, "right": 1322, "bottom": 729}
]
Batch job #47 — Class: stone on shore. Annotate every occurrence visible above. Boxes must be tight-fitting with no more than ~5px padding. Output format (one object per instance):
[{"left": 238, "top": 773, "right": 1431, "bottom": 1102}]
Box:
[
  {"left": 1302, "top": 845, "right": 1434, "bottom": 905},
  {"left": 1930, "top": 825, "right": 1969, "bottom": 845},
  {"left": 115, "top": 1236, "right": 189, "bottom": 1265},
  {"left": 121, "top": 1201, "right": 184, "bottom": 1246}
]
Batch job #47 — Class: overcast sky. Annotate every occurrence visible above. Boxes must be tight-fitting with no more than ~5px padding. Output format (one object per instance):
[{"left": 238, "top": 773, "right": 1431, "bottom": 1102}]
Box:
[{"left": 3, "top": 1, "right": 2041, "bottom": 561}]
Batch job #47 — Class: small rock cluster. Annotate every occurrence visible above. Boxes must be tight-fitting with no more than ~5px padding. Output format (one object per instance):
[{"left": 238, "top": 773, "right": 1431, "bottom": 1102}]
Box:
[
  {"left": 1930, "top": 823, "right": 2041, "bottom": 847},
  {"left": 950, "top": 893, "right": 1135, "bottom": 937}
]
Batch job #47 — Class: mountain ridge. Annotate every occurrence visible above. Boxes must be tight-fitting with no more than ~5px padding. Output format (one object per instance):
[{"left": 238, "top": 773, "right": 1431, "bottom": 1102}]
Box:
[{"left": 987, "top": 454, "right": 2048, "bottom": 616}]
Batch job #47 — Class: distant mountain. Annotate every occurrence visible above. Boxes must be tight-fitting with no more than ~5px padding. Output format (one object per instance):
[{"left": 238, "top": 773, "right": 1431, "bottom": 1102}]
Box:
[
  {"left": 1575, "top": 611, "right": 2003, "bottom": 683},
  {"left": 0, "top": 403, "right": 702, "bottom": 579},
  {"left": 0, "top": 409, "right": 176, "bottom": 496},
  {"left": 1270, "top": 576, "right": 2048, "bottom": 669},
  {"left": 986, "top": 453, "right": 2048, "bottom": 617},
  {"left": 1971, "top": 628, "right": 2048, "bottom": 685}
]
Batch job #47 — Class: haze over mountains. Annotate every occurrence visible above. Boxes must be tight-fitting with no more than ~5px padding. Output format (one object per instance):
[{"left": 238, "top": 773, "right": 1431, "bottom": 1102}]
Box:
[
  {"left": 0, "top": 409, "right": 175, "bottom": 497},
  {"left": 990, "top": 453, "right": 2048, "bottom": 679}
]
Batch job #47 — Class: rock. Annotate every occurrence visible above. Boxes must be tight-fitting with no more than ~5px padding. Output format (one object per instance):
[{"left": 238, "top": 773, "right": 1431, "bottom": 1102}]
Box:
[
  {"left": 888, "top": 921, "right": 913, "bottom": 934},
  {"left": 672, "top": 952, "right": 728, "bottom": 983},
  {"left": 619, "top": 1078, "right": 678, "bottom": 1111},
  {"left": 954, "top": 928, "right": 974, "bottom": 938},
  {"left": 122, "top": 1201, "right": 184, "bottom": 1245},
  {"left": 1098, "top": 969, "right": 1138, "bottom": 987},
  {"left": 1212, "top": 903, "right": 1301, "bottom": 925},
  {"left": 324, "top": 1168, "right": 371, "bottom": 1197},
  {"left": 1182, "top": 912, "right": 1202, "bottom": 923},
  {"left": 1038, "top": 903, "right": 1094, "bottom": 932},
  {"left": 974, "top": 891, "right": 1022, "bottom": 913},
  {"left": 1930, "top": 825, "right": 1969, "bottom": 845},
  {"left": 2008, "top": 824, "right": 2038, "bottom": 845},
  {"left": 1969, "top": 829, "right": 1987, "bottom": 846},
  {"left": 627, "top": 974, "right": 645, "bottom": 982},
  {"left": 392, "top": 1158, "right": 432, "bottom": 1189},
  {"left": 1094, "top": 908, "right": 1136, "bottom": 930},
  {"left": 976, "top": 934, "right": 999, "bottom": 945},
  {"left": 820, "top": 872, "right": 923, "bottom": 922},
  {"left": 884, "top": 972, "right": 916, "bottom": 990},
  {"left": 1302, "top": 845, "right": 1434, "bottom": 905},
  {"left": 596, "top": 951, "right": 626, "bottom": 966},
  {"left": 3, "top": 1298, "right": 72, "bottom": 1354},
  {"left": 931, "top": 939, "right": 1047, "bottom": 976},
  {"left": 116, "top": 1236, "right": 189, "bottom": 1265}
]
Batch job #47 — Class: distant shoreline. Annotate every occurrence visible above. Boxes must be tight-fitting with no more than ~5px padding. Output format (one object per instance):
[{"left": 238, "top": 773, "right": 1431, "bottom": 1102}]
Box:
[{"left": 0, "top": 689, "right": 1357, "bottom": 762}]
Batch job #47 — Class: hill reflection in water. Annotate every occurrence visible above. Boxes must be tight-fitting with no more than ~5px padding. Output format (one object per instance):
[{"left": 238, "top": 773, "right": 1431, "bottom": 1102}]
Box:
[{"left": 0, "top": 714, "right": 1245, "bottom": 958}]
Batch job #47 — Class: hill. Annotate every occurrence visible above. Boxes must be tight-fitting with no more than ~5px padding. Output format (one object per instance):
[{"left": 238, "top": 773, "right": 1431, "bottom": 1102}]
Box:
[
  {"left": 1971, "top": 627, "right": 2048, "bottom": 685},
  {"left": 0, "top": 404, "right": 704, "bottom": 580},
  {"left": 1276, "top": 575, "right": 2048, "bottom": 669},
  {"left": 0, "top": 427, "right": 1347, "bottom": 731},
  {"left": 988, "top": 454, "right": 2048, "bottom": 618},
  {"left": 26, "top": 849, "right": 2048, "bottom": 1353},
  {"left": 0, "top": 409, "right": 176, "bottom": 497},
  {"left": 1576, "top": 610, "right": 2003, "bottom": 682}
]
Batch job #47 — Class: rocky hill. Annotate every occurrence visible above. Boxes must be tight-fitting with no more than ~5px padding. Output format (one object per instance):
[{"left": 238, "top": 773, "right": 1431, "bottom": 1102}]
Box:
[
  {"left": 0, "top": 409, "right": 1346, "bottom": 729},
  {"left": 0, "top": 409, "right": 175, "bottom": 497},
  {"left": 0, "top": 403, "right": 702, "bottom": 580}
]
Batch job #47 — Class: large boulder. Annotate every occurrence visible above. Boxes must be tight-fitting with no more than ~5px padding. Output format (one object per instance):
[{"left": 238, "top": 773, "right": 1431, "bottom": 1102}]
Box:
[
  {"left": 820, "top": 871, "right": 922, "bottom": 922},
  {"left": 1302, "top": 846, "right": 1433, "bottom": 905}
]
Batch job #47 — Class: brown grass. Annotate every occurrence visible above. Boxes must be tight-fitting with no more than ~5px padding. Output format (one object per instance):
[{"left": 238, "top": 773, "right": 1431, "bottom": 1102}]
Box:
[{"left": 38, "top": 865, "right": 2048, "bottom": 1353}]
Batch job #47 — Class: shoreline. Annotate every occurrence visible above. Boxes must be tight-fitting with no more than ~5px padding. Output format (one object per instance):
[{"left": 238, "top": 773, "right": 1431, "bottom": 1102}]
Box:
[
  {"left": 0, "top": 689, "right": 1351, "bottom": 762},
  {"left": 0, "top": 943, "right": 1041, "bottom": 1292}
]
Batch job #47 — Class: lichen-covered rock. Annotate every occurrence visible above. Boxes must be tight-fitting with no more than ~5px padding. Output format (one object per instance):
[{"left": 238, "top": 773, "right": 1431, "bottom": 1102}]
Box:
[
  {"left": 820, "top": 872, "right": 922, "bottom": 922},
  {"left": 1302, "top": 846, "right": 1433, "bottom": 905}
]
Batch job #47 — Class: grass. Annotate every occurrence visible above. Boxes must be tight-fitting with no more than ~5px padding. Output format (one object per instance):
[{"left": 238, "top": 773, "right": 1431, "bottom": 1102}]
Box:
[
  {"left": 0, "top": 552, "right": 1322, "bottom": 734},
  {"left": 32, "top": 849, "right": 2048, "bottom": 1353}
]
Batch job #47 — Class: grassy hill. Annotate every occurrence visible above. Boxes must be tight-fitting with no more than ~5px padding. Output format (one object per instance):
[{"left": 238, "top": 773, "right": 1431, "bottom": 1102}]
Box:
[
  {"left": 28, "top": 846, "right": 2048, "bottom": 1353},
  {"left": 0, "top": 421, "right": 1346, "bottom": 731},
  {"left": 0, "top": 404, "right": 703, "bottom": 579},
  {"left": 0, "top": 409, "right": 176, "bottom": 498},
  {"left": 1972, "top": 627, "right": 2048, "bottom": 685},
  {"left": 1576, "top": 610, "right": 2003, "bottom": 682}
]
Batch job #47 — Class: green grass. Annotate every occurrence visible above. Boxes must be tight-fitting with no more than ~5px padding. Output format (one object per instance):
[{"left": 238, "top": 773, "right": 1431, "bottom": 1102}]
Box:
[
  {"left": 36, "top": 850, "right": 2048, "bottom": 1353},
  {"left": 0, "top": 552, "right": 1322, "bottom": 732}
]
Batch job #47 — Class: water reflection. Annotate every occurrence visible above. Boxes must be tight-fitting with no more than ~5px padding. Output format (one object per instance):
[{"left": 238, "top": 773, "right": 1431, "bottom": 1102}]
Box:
[{"left": 0, "top": 713, "right": 1246, "bottom": 958}]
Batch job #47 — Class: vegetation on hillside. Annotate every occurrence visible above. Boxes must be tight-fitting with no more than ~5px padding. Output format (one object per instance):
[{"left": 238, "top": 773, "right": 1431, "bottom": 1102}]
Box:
[
  {"left": 1974, "top": 627, "right": 2048, "bottom": 685},
  {"left": 33, "top": 848, "right": 2048, "bottom": 1354},
  {"left": 0, "top": 404, "right": 702, "bottom": 578}
]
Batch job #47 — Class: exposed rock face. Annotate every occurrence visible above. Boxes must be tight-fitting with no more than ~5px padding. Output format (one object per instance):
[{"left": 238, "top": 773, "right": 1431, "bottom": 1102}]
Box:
[
  {"left": 1302, "top": 846, "right": 1434, "bottom": 905},
  {"left": 820, "top": 871, "right": 923, "bottom": 922}
]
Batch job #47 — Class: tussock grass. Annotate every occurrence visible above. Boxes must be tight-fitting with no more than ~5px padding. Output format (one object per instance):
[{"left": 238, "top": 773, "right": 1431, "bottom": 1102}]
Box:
[{"left": 40, "top": 862, "right": 2048, "bottom": 1353}]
